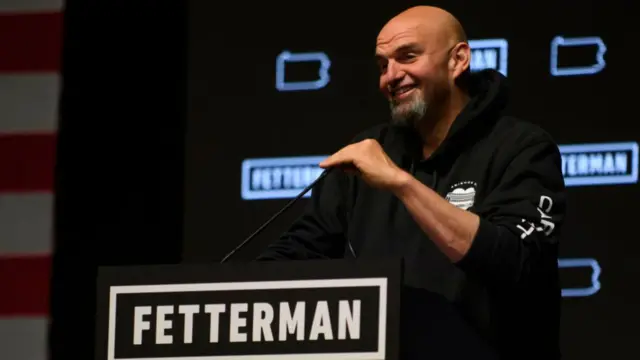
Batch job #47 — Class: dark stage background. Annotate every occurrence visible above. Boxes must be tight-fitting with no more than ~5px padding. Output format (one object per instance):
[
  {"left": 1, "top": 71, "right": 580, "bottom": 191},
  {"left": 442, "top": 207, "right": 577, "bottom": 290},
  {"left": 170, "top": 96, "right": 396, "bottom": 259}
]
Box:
[
  {"left": 184, "top": 1, "right": 638, "bottom": 359},
  {"left": 49, "top": 1, "right": 638, "bottom": 360}
]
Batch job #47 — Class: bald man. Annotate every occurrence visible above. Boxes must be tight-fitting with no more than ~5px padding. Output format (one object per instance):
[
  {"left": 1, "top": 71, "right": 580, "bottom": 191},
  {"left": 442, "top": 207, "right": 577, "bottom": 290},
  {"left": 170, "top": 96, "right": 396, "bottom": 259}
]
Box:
[{"left": 259, "top": 6, "right": 565, "bottom": 360}]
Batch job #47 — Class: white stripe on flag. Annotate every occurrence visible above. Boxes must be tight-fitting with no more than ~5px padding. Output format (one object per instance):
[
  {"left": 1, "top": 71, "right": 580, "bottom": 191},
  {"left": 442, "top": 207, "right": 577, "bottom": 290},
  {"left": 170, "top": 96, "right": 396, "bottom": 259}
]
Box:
[
  {"left": 0, "top": 317, "right": 47, "bottom": 360},
  {"left": 0, "top": 74, "right": 60, "bottom": 133},
  {"left": 0, "top": 194, "right": 52, "bottom": 254},
  {"left": 0, "top": 0, "right": 63, "bottom": 12}
]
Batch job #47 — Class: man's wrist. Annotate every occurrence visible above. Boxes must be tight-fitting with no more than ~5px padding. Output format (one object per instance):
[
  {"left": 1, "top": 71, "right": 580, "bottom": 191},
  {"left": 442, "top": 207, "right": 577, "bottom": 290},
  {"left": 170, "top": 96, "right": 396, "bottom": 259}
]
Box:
[{"left": 389, "top": 169, "right": 414, "bottom": 195}]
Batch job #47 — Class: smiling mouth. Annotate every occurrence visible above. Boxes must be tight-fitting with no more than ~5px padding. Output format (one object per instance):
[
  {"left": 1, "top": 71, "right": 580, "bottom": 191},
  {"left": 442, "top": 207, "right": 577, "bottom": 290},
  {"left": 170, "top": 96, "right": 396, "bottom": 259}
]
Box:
[{"left": 391, "top": 85, "right": 417, "bottom": 98}]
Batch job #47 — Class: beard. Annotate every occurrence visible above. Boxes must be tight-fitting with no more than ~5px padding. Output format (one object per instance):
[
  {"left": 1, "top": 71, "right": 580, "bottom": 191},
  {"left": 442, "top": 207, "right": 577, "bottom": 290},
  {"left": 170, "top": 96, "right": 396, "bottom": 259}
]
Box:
[{"left": 389, "top": 90, "right": 428, "bottom": 128}]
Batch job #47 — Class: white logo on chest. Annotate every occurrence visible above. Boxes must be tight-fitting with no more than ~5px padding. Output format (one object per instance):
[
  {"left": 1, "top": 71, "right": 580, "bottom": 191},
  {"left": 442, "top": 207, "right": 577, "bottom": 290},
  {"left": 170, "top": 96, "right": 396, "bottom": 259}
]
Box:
[{"left": 445, "top": 181, "right": 478, "bottom": 210}]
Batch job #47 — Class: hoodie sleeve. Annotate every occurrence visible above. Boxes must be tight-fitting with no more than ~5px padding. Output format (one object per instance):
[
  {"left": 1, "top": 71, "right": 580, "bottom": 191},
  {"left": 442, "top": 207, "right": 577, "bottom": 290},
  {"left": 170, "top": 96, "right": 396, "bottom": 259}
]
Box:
[
  {"left": 255, "top": 167, "right": 350, "bottom": 261},
  {"left": 455, "top": 135, "right": 567, "bottom": 288}
]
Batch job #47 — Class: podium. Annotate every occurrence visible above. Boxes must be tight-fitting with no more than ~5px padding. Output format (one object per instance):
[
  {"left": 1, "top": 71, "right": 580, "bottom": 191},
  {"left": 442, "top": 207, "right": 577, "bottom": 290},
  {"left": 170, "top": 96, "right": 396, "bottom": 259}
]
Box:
[{"left": 95, "top": 259, "right": 402, "bottom": 360}]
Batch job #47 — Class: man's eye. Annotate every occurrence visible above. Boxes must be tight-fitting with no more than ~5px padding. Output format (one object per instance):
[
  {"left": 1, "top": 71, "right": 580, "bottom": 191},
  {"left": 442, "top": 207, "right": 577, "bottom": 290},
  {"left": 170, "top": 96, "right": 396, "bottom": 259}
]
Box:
[{"left": 398, "top": 53, "right": 416, "bottom": 61}]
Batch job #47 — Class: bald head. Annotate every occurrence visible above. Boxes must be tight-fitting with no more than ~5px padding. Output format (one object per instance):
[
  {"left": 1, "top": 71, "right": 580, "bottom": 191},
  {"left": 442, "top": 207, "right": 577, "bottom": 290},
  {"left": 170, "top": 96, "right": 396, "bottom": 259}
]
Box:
[
  {"left": 375, "top": 6, "right": 472, "bottom": 128},
  {"left": 378, "top": 6, "right": 467, "bottom": 52}
]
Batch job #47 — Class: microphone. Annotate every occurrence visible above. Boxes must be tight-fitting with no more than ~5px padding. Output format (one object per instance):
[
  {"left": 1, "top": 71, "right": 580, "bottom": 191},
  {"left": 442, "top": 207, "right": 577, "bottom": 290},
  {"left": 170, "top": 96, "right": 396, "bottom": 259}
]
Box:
[{"left": 219, "top": 166, "right": 337, "bottom": 263}]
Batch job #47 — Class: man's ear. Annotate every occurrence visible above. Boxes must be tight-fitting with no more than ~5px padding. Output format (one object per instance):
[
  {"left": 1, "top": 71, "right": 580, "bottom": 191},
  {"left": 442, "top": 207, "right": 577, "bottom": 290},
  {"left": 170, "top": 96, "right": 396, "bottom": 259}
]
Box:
[{"left": 449, "top": 42, "right": 471, "bottom": 77}]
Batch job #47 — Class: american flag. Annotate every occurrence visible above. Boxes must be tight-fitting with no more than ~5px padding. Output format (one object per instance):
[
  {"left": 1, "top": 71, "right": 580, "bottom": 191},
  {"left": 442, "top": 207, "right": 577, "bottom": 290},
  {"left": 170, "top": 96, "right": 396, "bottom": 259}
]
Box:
[{"left": 0, "top": 0, "right": 63, "bottom": 358}]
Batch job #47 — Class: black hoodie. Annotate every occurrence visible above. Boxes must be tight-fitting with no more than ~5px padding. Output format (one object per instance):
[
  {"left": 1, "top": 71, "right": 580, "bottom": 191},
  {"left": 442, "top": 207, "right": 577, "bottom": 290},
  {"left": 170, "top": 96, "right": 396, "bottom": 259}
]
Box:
[{"left": 257, "top": 69, "right": 566, "bottom": 359}]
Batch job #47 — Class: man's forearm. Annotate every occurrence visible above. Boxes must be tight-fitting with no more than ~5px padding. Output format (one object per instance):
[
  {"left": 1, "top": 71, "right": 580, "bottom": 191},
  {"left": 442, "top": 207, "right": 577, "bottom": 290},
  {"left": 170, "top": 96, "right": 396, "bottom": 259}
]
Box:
[{"left": 390, "top": 171, "right": 480, "bottom": 262}]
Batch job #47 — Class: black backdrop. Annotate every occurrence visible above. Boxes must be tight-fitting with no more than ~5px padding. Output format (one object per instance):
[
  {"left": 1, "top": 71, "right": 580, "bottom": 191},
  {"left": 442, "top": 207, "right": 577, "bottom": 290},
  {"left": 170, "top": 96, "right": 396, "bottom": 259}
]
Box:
[
  {"left": 184, "top": 1, "right": 639, "bottom": 359},
  {"left": 48, "top": 1, "right": 639, "bottom": 359}
]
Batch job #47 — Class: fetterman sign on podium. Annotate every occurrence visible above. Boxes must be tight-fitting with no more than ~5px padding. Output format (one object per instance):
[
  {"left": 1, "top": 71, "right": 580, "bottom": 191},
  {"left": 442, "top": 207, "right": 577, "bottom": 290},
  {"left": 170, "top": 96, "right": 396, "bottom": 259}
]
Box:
[{"left": 95, "top": 259, "right": 402, "bottom": 360}]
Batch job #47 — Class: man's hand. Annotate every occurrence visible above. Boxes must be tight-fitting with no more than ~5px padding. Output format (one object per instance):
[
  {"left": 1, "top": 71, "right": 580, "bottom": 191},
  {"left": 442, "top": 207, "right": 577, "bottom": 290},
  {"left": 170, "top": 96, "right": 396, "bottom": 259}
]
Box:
[{"left": 319, "top": 139, "right": 409, "bottom": 189}]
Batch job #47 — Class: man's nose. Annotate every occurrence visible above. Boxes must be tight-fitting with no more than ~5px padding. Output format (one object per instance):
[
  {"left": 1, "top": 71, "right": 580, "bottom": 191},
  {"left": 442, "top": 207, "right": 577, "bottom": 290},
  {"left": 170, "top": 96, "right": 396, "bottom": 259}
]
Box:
[{"left": 385, "top": 63, "right": 405, "bottom": 88}]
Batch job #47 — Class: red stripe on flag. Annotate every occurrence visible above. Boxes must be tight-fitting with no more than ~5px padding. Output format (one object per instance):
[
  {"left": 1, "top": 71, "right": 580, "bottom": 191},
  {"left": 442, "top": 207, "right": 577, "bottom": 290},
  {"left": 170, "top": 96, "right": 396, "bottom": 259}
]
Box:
[
  {"left": 0, "top": 255, "right": 50, "bottom": 316},
  {"left": 0, "top": 133, "right": 56, "bottom": 192},
  {"left": 0, "top": 12, "right": 62, "bottom": 72}
]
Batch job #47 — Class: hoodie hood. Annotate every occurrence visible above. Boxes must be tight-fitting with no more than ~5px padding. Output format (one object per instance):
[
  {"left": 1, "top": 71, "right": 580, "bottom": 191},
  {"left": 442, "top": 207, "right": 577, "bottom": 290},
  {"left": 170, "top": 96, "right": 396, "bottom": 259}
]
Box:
[
  {"left": 390, "top": 69, "right": 509, "bottom": 165},
  {"left": 441, "top": 68, "right": 509, "bottom": 153}
]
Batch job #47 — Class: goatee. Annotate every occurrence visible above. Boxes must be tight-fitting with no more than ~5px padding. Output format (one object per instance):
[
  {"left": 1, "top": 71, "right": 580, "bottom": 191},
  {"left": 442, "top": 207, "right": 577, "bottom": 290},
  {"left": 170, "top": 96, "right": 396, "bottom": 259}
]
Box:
[{"left": 389, "top": 95, "right": 427, "bottom": 127}]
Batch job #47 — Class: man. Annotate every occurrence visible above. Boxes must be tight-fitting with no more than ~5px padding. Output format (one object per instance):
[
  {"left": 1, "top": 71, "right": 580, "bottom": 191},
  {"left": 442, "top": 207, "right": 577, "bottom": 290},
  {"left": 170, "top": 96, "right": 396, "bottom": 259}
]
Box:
[{"left": 258, "top": 6, "right": 566, "bottom": 360}]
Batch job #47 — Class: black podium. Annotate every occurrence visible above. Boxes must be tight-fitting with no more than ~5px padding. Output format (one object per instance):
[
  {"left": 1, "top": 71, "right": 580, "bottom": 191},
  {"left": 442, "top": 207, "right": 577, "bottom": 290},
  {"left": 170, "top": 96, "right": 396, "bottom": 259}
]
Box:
[{"left": 95, "top": 259, "right": 402, "bottom": 360}]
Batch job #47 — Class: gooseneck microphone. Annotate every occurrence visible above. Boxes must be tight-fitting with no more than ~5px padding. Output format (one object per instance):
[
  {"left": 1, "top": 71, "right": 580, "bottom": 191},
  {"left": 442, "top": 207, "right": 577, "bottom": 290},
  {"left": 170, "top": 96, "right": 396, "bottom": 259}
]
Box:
[{"left": 219, "top": 167, "right": 336, "bottom": 263}]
